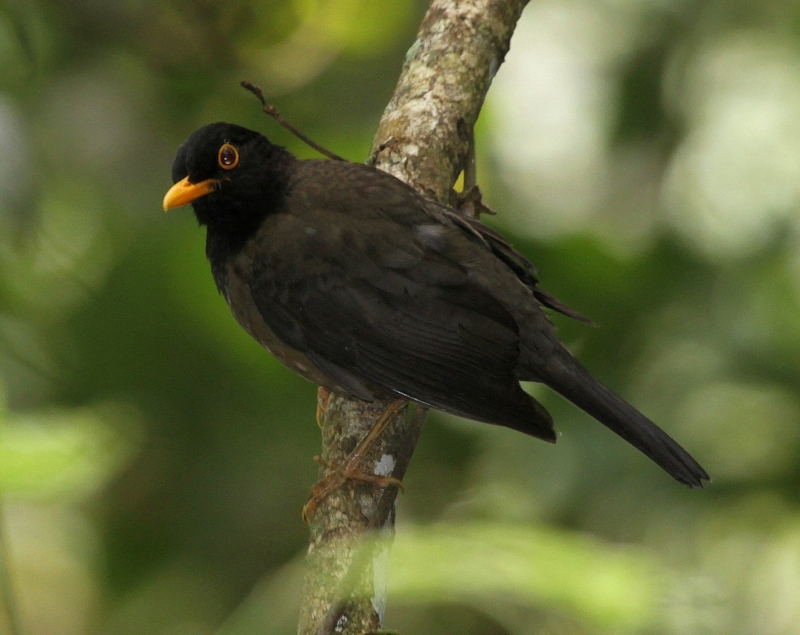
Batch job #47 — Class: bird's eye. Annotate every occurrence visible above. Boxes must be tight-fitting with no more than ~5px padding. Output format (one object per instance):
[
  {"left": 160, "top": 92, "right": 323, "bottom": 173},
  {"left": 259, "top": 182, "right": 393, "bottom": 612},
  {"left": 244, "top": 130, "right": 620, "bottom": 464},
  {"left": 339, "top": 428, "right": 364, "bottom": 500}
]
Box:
[{"left": 218, "top": 144, "right": 239, "bottom": 169}]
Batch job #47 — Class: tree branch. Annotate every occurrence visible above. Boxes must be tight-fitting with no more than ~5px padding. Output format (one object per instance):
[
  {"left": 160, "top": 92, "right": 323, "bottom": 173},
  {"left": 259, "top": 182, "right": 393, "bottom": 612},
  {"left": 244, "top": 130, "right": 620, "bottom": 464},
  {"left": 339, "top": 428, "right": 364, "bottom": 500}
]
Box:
[{"left": 297, "top": 2, "right": 529, "bottom": 634}]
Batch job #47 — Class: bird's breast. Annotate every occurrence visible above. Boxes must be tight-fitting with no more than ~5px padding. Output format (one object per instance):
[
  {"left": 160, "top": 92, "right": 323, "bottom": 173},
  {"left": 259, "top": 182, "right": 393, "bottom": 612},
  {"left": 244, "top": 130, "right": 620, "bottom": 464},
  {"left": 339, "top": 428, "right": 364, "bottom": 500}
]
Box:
[{"left": 219, "top": 257, "right": 332, "bottom": 388}]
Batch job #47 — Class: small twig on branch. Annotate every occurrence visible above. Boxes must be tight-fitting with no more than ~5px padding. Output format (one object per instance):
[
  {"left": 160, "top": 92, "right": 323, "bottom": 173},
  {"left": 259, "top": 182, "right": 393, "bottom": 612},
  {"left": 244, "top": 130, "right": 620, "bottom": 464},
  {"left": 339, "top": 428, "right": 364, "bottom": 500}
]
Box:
[
  {"left": 240, "top": 80, "right": 346, "bottom": 162},
  {"left": 451, "top": 122, "right": 498, "bottom": 220}
]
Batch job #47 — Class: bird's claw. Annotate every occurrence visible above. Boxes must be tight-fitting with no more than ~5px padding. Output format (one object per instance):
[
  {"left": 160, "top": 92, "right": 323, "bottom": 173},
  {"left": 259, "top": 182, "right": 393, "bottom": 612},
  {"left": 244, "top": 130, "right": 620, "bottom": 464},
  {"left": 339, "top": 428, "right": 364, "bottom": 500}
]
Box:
[
  {"left": 302, "top": 458, "right": 403, "bottom": 524},
  {"left": 316, "top": 386, "right": 330, "bottom": 428}
]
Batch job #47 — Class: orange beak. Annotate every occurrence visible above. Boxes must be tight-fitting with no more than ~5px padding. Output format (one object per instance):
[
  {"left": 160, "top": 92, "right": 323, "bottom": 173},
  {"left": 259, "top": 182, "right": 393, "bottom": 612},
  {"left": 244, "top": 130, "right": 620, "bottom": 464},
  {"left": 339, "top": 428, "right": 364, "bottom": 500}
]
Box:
[{"left": 162, "top": 176, "right": 218, "bottom": 211}]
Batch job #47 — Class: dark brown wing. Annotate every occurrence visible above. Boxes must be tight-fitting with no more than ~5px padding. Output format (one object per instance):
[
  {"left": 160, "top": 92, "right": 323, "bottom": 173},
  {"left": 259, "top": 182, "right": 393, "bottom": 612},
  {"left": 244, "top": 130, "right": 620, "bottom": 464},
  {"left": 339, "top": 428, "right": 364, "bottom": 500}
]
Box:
[
  {"left": 242, "top": 163, "right": 555, "bottom": 440},
  {"left": 229, "top": 159, "right": 708, "bottom": 486},
  {"left": 433, "top": 203, "right": 595, "bottom": 324}
]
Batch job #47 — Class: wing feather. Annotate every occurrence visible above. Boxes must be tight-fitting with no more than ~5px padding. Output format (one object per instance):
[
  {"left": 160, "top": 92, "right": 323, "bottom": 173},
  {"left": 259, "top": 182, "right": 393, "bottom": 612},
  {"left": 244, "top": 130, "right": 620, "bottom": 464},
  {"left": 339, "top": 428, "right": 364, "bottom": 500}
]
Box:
[{"left": 245, "top": 212, "right": 554, "bottom": 439}]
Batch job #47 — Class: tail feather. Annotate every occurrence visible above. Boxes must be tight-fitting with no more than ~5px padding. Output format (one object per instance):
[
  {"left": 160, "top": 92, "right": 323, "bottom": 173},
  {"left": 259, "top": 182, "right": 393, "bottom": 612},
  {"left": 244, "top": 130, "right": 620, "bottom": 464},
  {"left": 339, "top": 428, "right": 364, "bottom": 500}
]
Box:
[
  {"left": 413, "top": 382, "right": 557, "bottom": 443},
  {"left": 543, "top": 352, "right": 709, "bottom": 487}
]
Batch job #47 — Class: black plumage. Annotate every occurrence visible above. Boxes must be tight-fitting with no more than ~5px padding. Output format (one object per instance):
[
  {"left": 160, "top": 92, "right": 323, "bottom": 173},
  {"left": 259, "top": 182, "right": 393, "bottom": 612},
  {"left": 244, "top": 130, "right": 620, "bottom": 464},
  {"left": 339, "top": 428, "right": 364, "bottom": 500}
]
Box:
[{"left": 164, "top": 122, "right": 709, "bottom": 488}]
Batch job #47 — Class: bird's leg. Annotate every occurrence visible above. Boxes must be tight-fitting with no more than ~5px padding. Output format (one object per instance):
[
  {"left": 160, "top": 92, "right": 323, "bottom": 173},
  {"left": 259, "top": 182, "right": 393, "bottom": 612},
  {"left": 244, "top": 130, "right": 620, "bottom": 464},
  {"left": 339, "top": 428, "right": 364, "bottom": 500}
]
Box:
[
  {"left": 303, "top": 399, "right": 407, "bottom": 524},
  {"left": 316, "top": 386, "right": 331, "bottom": 429}
]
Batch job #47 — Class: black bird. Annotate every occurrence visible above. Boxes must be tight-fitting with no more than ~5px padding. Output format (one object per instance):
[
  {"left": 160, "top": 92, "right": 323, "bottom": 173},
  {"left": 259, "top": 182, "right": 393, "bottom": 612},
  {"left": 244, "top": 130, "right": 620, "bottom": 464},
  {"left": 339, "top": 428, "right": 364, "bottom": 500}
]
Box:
[{"left": 164, "top": 122, "right": 709, "bottom": 491}]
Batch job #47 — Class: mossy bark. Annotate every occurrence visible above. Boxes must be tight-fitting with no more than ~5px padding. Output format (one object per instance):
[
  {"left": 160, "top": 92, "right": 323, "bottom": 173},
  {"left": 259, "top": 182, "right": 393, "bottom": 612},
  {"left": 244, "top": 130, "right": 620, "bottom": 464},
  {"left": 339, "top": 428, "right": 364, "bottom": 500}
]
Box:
[{"left": 297, "top": 2, "right": 529, "bottom": 634}]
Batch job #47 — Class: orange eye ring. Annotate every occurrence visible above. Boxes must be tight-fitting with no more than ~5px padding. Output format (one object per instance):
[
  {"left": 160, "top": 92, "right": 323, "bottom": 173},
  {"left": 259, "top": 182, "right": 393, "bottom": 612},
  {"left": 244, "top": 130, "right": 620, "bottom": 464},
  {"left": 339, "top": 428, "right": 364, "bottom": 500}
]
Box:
[{"left": 218, "top": 143, "right": 239, "bottom": 170}]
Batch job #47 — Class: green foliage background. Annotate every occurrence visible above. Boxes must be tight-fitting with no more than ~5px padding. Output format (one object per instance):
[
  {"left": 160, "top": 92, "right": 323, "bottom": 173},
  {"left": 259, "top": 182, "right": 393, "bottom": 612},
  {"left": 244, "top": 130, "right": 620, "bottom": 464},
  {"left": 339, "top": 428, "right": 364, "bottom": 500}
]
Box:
[{"left": 1, "top": 0, "right": 800, "bottom": 633}]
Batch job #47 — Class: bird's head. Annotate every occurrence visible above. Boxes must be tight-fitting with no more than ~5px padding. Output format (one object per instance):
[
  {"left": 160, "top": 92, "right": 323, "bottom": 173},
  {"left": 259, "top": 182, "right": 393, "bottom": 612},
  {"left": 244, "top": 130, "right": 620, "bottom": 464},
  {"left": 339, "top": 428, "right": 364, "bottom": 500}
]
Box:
[{"left": 163, "top": 122, "right": 294, "bottom": 232}]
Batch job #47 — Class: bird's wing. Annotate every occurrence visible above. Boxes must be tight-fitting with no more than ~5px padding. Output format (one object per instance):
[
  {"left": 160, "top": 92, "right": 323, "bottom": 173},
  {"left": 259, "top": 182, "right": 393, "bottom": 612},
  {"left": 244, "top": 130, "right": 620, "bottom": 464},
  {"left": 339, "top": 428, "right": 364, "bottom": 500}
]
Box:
[
  {"left": 431, "top": 203, "right": 595, "bottom": 324},
  {"left": 244, "top": 207, "right": 555, "bottom": 440}
]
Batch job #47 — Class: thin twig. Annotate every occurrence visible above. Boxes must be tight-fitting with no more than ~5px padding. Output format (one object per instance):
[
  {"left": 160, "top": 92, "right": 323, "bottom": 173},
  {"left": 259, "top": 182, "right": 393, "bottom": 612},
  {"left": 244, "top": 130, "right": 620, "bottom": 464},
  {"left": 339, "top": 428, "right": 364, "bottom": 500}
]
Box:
[
  {"left": 463, "top": 123, "right": 477, "bottom": 194},
  {"left": 240, "top": 81, "right": 346, "bottom": 162},
  {"left": 451, "top": 123, "right": 497, "bottom": 219}
]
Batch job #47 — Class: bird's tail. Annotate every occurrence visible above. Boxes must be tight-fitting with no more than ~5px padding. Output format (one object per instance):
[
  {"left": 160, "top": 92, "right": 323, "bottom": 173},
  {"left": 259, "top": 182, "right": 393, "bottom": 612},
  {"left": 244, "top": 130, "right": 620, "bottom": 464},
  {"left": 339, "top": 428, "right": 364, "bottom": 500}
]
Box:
[{"left": 542, "top": 351, "right": 709, "bottom": 487}]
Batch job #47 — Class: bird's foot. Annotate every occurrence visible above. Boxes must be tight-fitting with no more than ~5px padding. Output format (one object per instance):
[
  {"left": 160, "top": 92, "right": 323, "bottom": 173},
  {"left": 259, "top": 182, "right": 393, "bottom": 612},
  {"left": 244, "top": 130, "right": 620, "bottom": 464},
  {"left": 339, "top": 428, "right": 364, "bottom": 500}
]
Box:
[
  {"left": 302, "top": 399, "right": 407, "bottom": 524},
  {"left": 302, "top": 456, "right": 404, "bottom": 524},
  {"left": 316, "top": 386, "right": 331, "bottom": 428}
]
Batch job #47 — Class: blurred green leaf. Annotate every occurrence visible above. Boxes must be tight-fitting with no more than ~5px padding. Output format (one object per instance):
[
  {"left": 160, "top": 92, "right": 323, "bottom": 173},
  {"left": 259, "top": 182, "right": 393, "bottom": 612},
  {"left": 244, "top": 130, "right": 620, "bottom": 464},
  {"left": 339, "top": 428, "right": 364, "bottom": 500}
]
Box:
[
  {"left": 0, "top": 404, "right": 143, "bottom": 499},
  {"left": 389, "top": 522, "right": 661, "bottom": 632}
]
